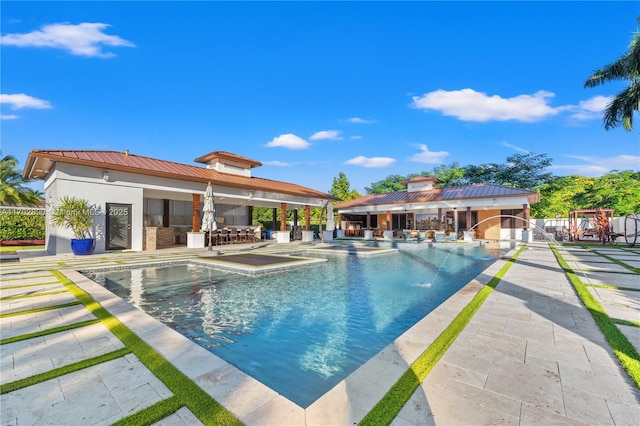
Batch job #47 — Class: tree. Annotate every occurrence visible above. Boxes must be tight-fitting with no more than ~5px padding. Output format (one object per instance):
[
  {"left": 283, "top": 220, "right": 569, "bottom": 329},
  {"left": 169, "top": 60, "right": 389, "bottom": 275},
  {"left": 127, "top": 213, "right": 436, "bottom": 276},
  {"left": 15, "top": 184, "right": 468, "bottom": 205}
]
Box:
[
  {"left": 461, "top": 153, "right": 553, "bottom": 190},
  {"left": 428, "top": 162, "right": 465, "bottom": 186},
  {"left": 0, "top": 155, "right": 43, "bottom": 206},
  {"left": 574, "top": 170, "right": 640, "bottom": 215},
  {"left": 329, "top": 172, "right": 361, "bottom": 201},
  {"left": 531, "top": 175, "right": 593, "bottom": 218},
  {"left": 497, "top": 153, "right": 553, "bottom": 190},
  {"left": 365, "top": 174, "right": 409, "bottom": 194},
  {"left": 584, "top": 19, "right": 640, "bottom": 131}
]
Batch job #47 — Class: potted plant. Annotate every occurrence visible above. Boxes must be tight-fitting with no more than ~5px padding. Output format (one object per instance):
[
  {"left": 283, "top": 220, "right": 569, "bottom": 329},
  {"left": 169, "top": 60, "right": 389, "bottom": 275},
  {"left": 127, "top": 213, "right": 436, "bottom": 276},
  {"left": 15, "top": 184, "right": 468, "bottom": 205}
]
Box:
[{"left": 51, "top": 196, "right": 95, "bottom": 255}]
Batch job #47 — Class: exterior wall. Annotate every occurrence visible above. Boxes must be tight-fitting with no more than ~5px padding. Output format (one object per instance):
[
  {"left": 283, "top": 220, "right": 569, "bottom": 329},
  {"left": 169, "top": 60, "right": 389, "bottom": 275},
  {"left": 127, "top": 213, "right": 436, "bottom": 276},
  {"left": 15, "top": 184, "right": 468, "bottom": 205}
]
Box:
[
  {"left": 42, "top": 161, "right": 329, "bottom": 255},
  {"left": 476, "top": 209, "right": 501, "bottom": 240},
  {"left": 45, "top": 165, "right": 144, "bottom": 254}
]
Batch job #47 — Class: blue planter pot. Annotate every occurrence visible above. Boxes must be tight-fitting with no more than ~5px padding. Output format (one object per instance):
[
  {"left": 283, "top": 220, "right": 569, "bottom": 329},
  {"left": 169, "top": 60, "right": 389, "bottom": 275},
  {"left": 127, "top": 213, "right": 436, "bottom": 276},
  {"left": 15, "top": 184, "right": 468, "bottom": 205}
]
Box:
[{"left": 71, "top": 238, "right": 95, "bottom": 255}]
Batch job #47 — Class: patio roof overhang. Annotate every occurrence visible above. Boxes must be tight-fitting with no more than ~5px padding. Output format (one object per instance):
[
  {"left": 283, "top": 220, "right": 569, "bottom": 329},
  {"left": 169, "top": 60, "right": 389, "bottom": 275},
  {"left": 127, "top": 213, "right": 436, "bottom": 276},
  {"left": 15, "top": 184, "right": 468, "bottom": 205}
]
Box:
[
  {"left": 335, "top": 184, "right": 540, "bottom": 214},
  {"left": 24, "top": 149, "right": 338, "bottom": 209}
]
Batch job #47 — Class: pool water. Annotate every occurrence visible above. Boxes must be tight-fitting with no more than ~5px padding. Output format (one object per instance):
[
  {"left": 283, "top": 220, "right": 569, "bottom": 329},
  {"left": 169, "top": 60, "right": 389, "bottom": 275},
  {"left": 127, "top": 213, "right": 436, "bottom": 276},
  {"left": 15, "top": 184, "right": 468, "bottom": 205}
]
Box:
[{"left": 85, "top": 244, "right": 506, "bottom": 407}]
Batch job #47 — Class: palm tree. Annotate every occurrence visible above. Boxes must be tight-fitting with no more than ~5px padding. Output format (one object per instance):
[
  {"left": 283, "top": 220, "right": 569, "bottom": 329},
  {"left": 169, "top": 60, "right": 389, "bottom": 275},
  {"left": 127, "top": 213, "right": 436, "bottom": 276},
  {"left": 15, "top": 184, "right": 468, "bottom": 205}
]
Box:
[
  {"left": 585, "top": 21, "right": 640, "bottom": 131},
  {"left": 0, "top": 154, "right": 43, "bottom": 206}
]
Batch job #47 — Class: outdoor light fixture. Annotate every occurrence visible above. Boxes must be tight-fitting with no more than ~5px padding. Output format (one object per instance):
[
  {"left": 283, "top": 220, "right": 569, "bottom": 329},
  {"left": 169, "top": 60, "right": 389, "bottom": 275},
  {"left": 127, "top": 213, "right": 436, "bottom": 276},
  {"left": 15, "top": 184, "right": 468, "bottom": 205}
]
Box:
[{"left": 103, "top": 172, "right": 110, "bottom": 182}]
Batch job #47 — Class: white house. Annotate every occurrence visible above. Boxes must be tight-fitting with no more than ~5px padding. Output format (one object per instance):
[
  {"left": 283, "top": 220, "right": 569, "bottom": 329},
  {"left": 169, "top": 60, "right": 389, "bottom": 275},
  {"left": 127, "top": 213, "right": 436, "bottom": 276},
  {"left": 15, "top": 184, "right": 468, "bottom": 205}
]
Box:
[
  {"left": 23, "top": 149, "right": 336, "bottom": 254},
  {"left": 334, "top": 176, "right": 540, "bottom": 241}
]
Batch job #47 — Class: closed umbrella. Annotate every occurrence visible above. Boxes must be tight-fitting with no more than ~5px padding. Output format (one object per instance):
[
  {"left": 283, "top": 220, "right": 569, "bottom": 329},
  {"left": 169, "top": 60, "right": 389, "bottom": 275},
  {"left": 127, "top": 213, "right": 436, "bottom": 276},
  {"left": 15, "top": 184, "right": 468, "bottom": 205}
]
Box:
[
  {"left": 201, "top": 181, "right": 217, "bottom": 250},
  {"left": 326, "top": 202, "right": 335, "bottom": 231}
]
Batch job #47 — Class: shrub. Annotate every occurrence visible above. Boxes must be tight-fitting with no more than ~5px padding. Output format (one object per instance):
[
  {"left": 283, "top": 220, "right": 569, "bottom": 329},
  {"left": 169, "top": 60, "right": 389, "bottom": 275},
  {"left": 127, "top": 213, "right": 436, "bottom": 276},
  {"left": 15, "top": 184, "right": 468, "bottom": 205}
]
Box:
[{"left": 0, "top": 208, "right": 46, "bottom": 241}]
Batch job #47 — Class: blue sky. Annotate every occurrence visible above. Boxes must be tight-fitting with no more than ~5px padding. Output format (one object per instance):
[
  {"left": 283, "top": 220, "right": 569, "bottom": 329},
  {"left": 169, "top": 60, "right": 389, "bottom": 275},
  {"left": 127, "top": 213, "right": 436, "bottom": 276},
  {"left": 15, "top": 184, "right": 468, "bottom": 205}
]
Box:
[{"left": 2, "top": 1, "right": 639, "bottom": 194}]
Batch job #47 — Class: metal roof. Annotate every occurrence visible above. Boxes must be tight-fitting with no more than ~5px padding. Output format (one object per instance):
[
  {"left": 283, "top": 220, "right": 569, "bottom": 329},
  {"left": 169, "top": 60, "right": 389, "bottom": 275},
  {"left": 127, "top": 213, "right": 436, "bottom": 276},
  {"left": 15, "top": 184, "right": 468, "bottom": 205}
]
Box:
[
  {"left": 334, "top": 183, "right": 539, "bottom": 209},
  {"left": 23, "top": 149, "right": 335, "bottom": 201}
]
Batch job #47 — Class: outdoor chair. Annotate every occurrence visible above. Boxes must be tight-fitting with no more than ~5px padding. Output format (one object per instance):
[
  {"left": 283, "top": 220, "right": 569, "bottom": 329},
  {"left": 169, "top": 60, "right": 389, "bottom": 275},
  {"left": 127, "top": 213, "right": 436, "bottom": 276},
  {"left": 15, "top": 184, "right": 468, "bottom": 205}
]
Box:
[
  {"left": 403, "top": 230, "right": 418, "bottom": 243},
  {"left": 434, "top": 232, "right": 446, "bottom": 243},
  {"left": 228, "top": 228, "right": 238, "bottom": 243}
]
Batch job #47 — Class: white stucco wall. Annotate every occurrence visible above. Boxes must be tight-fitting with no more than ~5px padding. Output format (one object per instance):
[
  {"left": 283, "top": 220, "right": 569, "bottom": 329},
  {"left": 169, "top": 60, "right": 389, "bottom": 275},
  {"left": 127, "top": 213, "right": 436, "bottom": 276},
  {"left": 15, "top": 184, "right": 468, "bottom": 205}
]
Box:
[
  {"left": 41, "top": 161, "right": 330, "bottom": 254},
  {"left": 45, "top": 165, "right": 143, "bottom": 254}
]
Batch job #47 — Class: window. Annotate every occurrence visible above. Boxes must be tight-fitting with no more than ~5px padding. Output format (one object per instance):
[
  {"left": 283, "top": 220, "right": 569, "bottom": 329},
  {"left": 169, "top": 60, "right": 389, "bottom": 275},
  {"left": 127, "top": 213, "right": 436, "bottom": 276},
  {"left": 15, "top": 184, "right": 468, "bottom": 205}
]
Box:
[{"left": 501, "top": 209, "right": 524, "bottom": 228}]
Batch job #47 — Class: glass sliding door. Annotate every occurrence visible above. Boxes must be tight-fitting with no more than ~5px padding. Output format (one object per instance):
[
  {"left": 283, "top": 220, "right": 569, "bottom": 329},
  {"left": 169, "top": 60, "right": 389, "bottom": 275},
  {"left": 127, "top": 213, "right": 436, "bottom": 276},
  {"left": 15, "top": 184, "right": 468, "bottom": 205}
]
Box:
[{"left": 106, "top": 203, "right": 132, "bottom": 250}]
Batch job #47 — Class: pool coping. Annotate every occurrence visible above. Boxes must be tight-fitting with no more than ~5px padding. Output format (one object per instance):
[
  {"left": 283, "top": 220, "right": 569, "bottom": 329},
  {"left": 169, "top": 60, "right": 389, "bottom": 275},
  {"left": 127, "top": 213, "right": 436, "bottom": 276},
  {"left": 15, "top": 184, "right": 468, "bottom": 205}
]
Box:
[{"left": 60, "top": 242, "right": 519, "bottom": 425}]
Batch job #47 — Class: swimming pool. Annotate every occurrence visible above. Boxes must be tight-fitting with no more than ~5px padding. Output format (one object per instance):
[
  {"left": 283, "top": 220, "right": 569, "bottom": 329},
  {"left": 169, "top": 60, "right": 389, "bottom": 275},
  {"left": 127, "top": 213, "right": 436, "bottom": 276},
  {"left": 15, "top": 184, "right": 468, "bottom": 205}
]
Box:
[{"left": 85, "top": 243, "right": 507, "bottom": 407}]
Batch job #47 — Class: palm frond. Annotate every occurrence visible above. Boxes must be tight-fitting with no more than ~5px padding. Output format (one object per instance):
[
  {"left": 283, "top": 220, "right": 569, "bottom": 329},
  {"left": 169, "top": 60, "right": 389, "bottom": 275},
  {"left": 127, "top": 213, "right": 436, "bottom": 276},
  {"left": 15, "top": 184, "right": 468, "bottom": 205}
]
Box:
[{"left": 603, "top": 82, "right": 640, "bottom": 131}]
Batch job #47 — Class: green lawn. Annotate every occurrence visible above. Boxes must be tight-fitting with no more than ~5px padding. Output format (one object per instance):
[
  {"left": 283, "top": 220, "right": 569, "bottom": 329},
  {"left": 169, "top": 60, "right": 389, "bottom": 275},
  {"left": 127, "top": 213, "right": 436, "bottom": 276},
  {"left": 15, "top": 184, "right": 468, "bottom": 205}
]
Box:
[{"left": 0, "top": 245, "right": 45, "bottom": 252}]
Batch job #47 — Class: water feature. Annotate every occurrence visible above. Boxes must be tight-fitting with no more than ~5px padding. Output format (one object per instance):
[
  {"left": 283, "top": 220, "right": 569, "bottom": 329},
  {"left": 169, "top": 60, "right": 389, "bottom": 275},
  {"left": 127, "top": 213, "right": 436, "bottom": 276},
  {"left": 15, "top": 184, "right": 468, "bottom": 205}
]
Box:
[{"left": 84, "top": 243, "right": 509, "bottom": 407}]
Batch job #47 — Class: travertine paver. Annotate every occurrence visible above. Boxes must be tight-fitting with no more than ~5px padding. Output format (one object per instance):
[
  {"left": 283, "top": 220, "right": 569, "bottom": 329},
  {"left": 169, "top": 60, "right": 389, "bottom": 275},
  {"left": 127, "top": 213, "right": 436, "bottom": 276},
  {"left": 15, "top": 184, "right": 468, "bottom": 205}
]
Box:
[
  {"left": 0, "top": 304, "right": 96, "bottom": 339},
  {"left": 0, "top": 291, "right": 78, "bottom": 315},
  {"left": 393, "top": 243, "right": 640, "bottom": 425},
  {"left": 1, "top": 354, "right": 172, "bottom": 426},
  {"left": 1, "top": 322, "right": 124, "bottom": 383},
  {"left": 153, "top": 407, "right": 203, "bottom": 425},
  {"left": 1, "top": 242, "right": 638, "bottom": 426}
]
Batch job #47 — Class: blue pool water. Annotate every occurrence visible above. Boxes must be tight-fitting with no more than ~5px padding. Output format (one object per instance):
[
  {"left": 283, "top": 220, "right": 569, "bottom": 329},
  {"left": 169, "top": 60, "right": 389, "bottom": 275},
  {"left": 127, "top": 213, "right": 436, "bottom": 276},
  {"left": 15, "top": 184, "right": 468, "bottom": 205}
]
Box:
[{"left": 85, "top": 244, "right": 507, "bottom": 407}]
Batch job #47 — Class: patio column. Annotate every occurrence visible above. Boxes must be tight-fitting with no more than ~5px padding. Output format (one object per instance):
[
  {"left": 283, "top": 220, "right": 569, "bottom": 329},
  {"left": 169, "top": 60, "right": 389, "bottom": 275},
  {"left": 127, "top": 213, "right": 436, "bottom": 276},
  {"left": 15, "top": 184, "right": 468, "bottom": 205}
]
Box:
[
  {"left": 438, "top": 208, "right": 443, "bottom": 230},
  {"left": 366, "top": 212, "right": 371, "bottom": 229},
  {"left": 523, "top": 203, "right": 530, "bottom": 230},
  {"left": 280, "top": 203, "right": 287, "bottom": 231},
  {"left": 163, "top": 199, "right": 170, "bottom": 227},
  {"left": 386, "top": 211, "right": 391, "bottom": 230},
  {"left": 192, "top": 193, "right": 200, "bottom": 231},
  {"left": 466, "top": 206, "right": 472, "bottom": 230},
  {"left": 272, "top": 208, "right": 277, "bottom": 231},
  {"left": 301, "top": 204, "right": 314, "bottom": 242}
]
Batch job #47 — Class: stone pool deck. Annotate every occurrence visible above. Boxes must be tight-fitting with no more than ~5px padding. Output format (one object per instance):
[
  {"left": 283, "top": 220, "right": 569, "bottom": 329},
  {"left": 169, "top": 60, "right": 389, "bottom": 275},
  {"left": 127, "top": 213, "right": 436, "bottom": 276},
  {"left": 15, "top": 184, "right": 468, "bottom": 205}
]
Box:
[{"left": 1, "top": 241, "right": 638, "bottom": 425}]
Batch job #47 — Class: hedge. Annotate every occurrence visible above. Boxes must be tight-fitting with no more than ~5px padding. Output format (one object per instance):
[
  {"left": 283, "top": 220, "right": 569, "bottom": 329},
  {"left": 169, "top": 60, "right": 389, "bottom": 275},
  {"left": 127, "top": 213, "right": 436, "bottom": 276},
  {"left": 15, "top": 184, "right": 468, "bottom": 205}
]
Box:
[{"left": 0, "top": 209, "right": 46, "bottom": 241}]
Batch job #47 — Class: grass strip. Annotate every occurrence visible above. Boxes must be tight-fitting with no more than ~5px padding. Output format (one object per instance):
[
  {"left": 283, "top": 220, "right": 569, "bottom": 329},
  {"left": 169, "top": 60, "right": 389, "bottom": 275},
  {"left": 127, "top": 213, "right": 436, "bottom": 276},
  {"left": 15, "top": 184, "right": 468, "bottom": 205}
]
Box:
[
  {"left": 550, "top": 246, "right": 640, "bottom": 388},
  {"left": 0, "top": 347, "right": 131, "bottom": 394},
  {"left": 0, "top": 289, "right": 68, "bottom": 301},
  {"left": 51, "top": 270, "right": 242, "bottom": 425},
  {"left": 612, "top": 318, "right": 640, "bottom": 328},
  {"left": 112, "top": 396, "right": 183, "bottom": 426},
  {"left": 0, "top": 319, "right": 101, "bottom": 345},
  {"left": 585, "top": 248, "right": 640, "bottom": 274},
  {"left": 1, "top": 281, "right": 62, "bottom": 290},
  {"left": 359, "top": 245, "right": 526, "bottom": 426},
  {"left": 0, "top": 301, "right": 81, "bottom": 318},
  {"left": 0, "top": 274, "right": 52, "bottom": 282},
  {"left": 585, "top": 283, "right": 640, "bottom": 292}
]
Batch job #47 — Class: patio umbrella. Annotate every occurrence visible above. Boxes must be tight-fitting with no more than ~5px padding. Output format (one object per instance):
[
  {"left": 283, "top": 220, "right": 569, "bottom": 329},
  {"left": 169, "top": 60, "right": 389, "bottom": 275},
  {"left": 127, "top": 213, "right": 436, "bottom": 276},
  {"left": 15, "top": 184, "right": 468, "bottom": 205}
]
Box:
[
  {"left": 201, "top": 181, "right": 217, "bottom": 250},
  {"left": 326, "top": 201, "right": 335, "bottom": 231}
]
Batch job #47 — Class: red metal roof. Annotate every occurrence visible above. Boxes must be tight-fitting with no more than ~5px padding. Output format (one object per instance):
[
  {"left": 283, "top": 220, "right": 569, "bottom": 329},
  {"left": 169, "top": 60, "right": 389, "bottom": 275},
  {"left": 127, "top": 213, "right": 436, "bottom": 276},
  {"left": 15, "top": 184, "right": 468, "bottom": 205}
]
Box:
[
  {"left": 334, "top": 183, "right": 539, "bottom": 209},
  {"left": 23, "top": 149, "right": 334, "bottom": 200}
]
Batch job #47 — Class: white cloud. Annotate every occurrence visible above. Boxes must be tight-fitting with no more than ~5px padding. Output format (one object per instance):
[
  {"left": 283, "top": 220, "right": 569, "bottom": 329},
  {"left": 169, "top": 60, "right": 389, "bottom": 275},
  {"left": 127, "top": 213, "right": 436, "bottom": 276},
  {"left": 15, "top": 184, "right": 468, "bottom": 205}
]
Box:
[
  {"left": 350, "top": 135, "right": 363, "bottom": 140},
  {"left": 501, "top": 141, "right": 530, "bottom": 154},
  {"left": 345, "top": 156, "right": 396, "bottom": 168},
  {"left": 346, "top": 117, "right": 375, "bottom": 124},
  {"left": 552, "top": 154, "right": 640, "bottom": 176},
  {"left": 567, "top": 95, "right": 612, "bottom": 121},
  {"left": 411, "top": 88, "right": 562, "bottom": 122},
  {"left": 262, "top": 160, "right": 292, "bottom": 167},
  {"left": 265, "top": 133, "right": 310, "bottom": 150},
  {"left": 408, "top": 144, "right": 449, "bottom": 164},
  {"left": 310, "top": 130, "right": 342, "bottom": 140},
  {"left": 1, "top": 94, "right": 52, "bottom": 119},
  {"left": 1, "top": 93, "right": 52, "bottom": 110},
  {"left": 0, "top": 22, "right": 135, "bottom": 58}
]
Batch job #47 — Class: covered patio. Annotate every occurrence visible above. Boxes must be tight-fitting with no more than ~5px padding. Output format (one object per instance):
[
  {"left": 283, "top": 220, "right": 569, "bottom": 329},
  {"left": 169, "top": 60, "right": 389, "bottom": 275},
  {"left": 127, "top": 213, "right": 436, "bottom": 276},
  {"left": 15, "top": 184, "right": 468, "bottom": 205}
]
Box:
[{"left": 333, "top": 176, "right": 540, "bottom": 242}]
